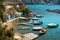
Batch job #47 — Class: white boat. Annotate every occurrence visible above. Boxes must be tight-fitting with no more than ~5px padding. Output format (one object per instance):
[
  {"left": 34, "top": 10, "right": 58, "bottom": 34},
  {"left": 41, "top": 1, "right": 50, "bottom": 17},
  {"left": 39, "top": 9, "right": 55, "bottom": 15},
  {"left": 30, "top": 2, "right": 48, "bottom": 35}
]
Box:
[
  {"left": 32, "top": 18, "right": 39, "bottom": 20},
  {"left": 19, "top": 17, "right": 29, "bottom": 20},
  {"left": 33, "top": 27, "right": 42, "bottom": 30},
  {"left": 47, "top": 23, "right": 58, "bottom": 27},
  {"left": 18, "top": 27, "right": 30, "bottom": 30},
  {"left": 36, "top": 15, "right": 44, "bottom": 18},
  {"left": 33, "top": 21, "right": 43, "bottom": 25},
  {"left": 19, "top": 23, "right": 32, "bottom": 26}
]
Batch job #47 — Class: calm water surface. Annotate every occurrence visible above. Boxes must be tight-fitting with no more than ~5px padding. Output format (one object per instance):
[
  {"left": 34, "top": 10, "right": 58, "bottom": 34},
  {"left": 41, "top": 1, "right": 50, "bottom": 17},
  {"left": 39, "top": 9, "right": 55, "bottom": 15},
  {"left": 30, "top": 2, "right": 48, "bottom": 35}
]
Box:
[{"left": 15, "top": 5, "right": 60, "bottom": 40}]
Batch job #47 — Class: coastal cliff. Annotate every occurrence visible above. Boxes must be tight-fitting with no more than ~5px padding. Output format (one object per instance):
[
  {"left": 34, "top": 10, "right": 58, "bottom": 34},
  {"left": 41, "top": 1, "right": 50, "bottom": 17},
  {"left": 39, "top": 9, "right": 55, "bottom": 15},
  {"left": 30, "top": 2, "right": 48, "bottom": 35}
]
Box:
[
  {"left": 21, "top": 0, "right": 60, "bottom": 4},
  {"left": 0, "top": 0, "right": 32, "bottom": 40},
  {"left": 1, "top": 0, "right": 60, "bottom": 5}
]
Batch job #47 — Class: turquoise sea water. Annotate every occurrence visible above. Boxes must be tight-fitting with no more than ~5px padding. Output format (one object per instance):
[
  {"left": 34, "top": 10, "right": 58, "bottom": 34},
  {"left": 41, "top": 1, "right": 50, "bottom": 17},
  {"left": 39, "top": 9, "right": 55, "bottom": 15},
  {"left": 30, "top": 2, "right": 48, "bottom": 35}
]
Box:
[
  {"left": 16, "top": 5, "right": 60, "bottom": 40},
  {"left": 26, "top": 5, "right": 60, "bottom": 10}
]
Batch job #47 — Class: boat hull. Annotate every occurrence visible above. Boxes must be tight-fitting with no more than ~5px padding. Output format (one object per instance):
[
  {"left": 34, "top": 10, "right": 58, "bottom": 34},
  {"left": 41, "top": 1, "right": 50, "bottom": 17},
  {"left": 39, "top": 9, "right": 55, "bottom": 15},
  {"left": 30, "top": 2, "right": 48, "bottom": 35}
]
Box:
[{"left": 34, "top": 21, "right": 43, "bottom": 25}]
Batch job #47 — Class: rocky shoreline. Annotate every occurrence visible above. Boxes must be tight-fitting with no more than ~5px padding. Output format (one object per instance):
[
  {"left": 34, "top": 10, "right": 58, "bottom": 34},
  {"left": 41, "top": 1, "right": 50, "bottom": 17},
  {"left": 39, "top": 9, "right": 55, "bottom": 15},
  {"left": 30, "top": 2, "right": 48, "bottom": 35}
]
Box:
[{"left": 46, "top": 9, "right": 60, "bottom": 14}]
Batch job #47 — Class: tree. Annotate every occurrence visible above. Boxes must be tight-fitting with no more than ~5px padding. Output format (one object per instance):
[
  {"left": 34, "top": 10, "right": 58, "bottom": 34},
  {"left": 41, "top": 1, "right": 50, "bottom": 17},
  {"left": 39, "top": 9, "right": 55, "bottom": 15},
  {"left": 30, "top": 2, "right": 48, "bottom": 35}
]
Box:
[
  {"left": 0, "top": 0, "right": 15, "bottom": 40},
  {"left": 0, "top": 0, "right": 5, "bottom": 21}
]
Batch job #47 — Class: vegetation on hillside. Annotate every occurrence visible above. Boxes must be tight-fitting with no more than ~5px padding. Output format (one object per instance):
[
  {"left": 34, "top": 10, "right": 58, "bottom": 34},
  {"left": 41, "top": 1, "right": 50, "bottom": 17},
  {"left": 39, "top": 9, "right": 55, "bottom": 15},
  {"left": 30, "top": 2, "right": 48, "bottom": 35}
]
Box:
[
  {"left": 0, "top": 26, "right": 14, "bottom": 40},
  {"left": 0, "top": 0, "right": 5, "bottom": 21},
  {"left": 0, "top": 0, "right": 32, "bottom": 40},
  {"left": 15, "top": 4, "right": 32, "bottom": 14},
  {"left": 0, "top": 0, "right": 15, "bottom": 40}
]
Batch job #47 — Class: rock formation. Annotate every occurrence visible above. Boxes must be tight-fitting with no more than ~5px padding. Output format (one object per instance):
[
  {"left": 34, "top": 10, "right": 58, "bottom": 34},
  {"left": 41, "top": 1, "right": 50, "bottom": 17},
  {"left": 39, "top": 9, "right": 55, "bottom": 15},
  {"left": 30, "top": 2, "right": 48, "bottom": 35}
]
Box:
[{"left": 21, "top": 0, "right": 60, "bottom": 4}]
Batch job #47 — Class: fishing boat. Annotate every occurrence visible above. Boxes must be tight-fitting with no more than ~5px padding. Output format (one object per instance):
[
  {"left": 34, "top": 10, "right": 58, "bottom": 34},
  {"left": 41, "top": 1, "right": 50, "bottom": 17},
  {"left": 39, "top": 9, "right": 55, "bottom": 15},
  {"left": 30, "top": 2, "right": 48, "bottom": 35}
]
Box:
[
  {"left": 36, "top": 15, "right": 44, "bottom": 18},
  {"left": 33, "top": 21, "right": 43, "bottom": 25},
  {"left": 32, "top": 18, "right": 39, "bottom": 20},
  {"left": 33, "top": 27, "right": 42, "bottom": 30},
  {"left": 19, "top": 17, "right": 29, "bottom": 20},
  {"left": 39, "top": 28, "right": 47, "bottom": 34},
  {"left": 18, "top": 27, "right": 30, "bottom": 30},
  {"left": 47, "top": 23, "right": 58, "bottom": 28},
  {"left": 18, "top": 23, "right": 32, "bottom": 26}
]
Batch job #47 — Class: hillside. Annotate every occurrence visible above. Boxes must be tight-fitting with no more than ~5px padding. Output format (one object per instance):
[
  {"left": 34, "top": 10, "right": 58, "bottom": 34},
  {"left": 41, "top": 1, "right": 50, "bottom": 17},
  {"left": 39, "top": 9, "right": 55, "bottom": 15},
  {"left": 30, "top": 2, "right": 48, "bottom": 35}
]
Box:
[{"left": 21, "top": 0, "right": 60, "bottom": 4}]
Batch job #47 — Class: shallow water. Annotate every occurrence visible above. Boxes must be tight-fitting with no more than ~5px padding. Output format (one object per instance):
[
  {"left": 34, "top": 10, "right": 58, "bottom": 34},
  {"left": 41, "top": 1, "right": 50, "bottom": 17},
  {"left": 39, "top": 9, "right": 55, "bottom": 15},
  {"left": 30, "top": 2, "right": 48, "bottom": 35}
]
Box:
[{"left": 15, "top": 5, "right": 60, "bottom": 40}]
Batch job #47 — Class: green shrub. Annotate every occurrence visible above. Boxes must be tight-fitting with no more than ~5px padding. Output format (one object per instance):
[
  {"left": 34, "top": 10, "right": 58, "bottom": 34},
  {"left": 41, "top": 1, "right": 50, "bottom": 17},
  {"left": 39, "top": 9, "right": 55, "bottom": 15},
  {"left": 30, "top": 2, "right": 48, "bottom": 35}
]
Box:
[
  {"left": 0, "top": 27, "right": 14, "bottom": 40},
  {"left": 0, "top": 0, "right": 5, "bottom": 21}
]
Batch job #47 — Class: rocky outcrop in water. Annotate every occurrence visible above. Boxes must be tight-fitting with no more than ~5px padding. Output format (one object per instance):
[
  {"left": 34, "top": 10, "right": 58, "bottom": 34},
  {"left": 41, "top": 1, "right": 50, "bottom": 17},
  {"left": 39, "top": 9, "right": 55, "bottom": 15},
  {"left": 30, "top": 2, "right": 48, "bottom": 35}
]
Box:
[{"left": 46, "top": 9, "right": 60, "bottom": 13}]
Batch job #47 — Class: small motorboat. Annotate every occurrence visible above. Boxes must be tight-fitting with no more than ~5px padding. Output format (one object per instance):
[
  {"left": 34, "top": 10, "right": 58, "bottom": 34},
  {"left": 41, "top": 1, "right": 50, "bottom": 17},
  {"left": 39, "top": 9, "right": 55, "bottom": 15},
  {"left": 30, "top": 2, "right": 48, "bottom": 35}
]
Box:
[
  {"left": 39, "top": 28, "right": 47, "bottom": 34},
  {"left": 19, "top": 17, "right": 29, "bottom": 20},
  {"left": 47, "top": 23, "right": 58, "bottom": 28},
  {"left": 36, "top": 15, "right": 44, "bottom": 18},
  {"left": 18, "top": 27, "right": 30, "bottom": 30},
  {"left": 33, "top": 21, "right": 43, "bottom": 25},
  {"left": 18, "top": 23, "right": 32, "bottom": 26},
  {"left": 33, "top": 27, "right": 42, "bottom": 30},
  {"left": 32, "top": 18, "right": 39, "bottom": 20}
]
